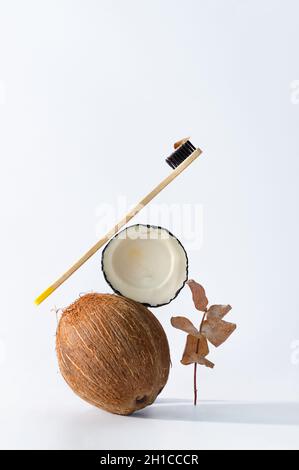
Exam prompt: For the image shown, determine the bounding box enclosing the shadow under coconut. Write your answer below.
[134,399,299,426]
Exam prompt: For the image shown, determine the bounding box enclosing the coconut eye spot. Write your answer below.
[136,395,147,404]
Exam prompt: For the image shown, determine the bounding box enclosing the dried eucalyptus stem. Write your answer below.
[193,309,207,406]
[170,279,236,407]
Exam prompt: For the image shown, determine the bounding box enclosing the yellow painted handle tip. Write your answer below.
[34,286,55,306]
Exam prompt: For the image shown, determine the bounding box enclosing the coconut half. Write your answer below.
[101,224,188,307]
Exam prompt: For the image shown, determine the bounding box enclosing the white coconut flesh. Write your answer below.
[102,225,188,307]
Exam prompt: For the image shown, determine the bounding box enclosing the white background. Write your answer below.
[0,0,299,450]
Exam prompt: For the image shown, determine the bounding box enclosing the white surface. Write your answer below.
[1,0,299,450]
[1,399,299,450]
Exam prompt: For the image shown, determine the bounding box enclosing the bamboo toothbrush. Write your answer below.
[35,138,202,305]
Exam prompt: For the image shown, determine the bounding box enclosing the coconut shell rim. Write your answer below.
[101,223,189,308]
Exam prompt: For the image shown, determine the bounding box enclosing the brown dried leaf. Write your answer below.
[171,316,200,338]
[187,279,208,311]
[181,351,215,369]
[207,304,232,320]
[181,353,194,365]
[194,354,215,369]
[181,334,198,360]
[201,318,236,347]
[197,334,209,357]
[181,333,209,365]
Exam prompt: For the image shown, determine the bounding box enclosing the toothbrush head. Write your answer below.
[165,138,197,169]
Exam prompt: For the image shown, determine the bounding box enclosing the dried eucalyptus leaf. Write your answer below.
[207,304,232,320]
[195,355,215,369]
[181,351,215,369]
[198,334,209,357]
[187,279,208,311]
[171,316,200,338]
[201,318,236,347]
[181,334,198,361]
[180,333,209,366]
[181,354,194,365]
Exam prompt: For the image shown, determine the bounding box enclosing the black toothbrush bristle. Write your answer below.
[166,140,196,169]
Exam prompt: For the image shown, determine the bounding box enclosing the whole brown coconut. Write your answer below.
[56,293,170,415]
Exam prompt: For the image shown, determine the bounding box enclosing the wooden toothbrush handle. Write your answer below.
[35,147,202,305]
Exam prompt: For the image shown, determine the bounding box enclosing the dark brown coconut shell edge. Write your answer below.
[101,224,188,308]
